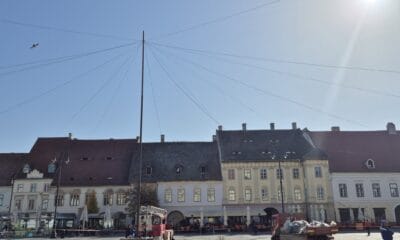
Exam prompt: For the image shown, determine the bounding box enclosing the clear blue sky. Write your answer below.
[1,0,400,152]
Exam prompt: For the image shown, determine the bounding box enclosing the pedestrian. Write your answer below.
[365,220,370,236]
[380,224,394,240]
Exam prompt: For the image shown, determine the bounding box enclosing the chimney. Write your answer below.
[386,122,396,135]
[292,122,297,130]
[218,125,223,131]
[270,123,275,130]
[136,136,140,142]
[212,135,217,142]
[160,134,165,143]
[242,123,247,131]
[331,126,340,132]
[68,133,73,139]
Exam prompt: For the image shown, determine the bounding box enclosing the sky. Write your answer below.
[1,0,400,152]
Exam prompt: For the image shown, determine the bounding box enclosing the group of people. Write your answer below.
[125,225,136,238]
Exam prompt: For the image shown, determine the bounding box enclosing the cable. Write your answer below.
[152,43,266,121]
[151,44,367,127]
[149,41,400,75]
[151,42,400,100]
[145,51,162,135]
[0,42,136,79]
[0,53,126,116]
[148,46,220,125]
[0,18,136,41]
[0,41,137,70]
[67,55,132,125]
[150,0,280,40]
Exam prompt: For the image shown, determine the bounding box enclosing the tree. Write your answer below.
[87,191,99,214]
[126,185,159,217]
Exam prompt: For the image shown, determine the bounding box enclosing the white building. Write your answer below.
[310,123,400,225]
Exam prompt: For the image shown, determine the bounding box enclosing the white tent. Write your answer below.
[80,205,88,230]
[104,205,112,228]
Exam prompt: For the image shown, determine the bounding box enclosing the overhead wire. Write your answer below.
[150,0,280,40]
[67,54,133,126]
[0,53,126,116]
[0,42,137,79]
[148,45,220,125]
[149,41,400,75]
[145,50,162,136]
[151,44,368,128]
[151,42,267,122]
[151,42,400,100]
[0,18,136,41]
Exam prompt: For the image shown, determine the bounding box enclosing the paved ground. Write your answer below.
[18,232,398,239]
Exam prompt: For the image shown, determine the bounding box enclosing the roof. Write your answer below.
[129,142,222,183]
[0,153,27,186]
[26,137,137,186]
[309,131,400,173]
[216,129,326,162]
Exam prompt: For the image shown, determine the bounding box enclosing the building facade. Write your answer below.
[310,123,400,224]
[216,123,335,227]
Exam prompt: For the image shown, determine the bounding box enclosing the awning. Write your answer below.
[56,213,76,219]
[88,213,103,219]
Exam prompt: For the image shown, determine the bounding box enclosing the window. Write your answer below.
[193,188,201,202]
[228,169,235,180]
[261,188,268,201]
[245,188,252,201]
[276,169,283,179]
[117,192,127,205]
[42,199,49,210]
[294,188,301,201]
[164,189,172,203]
[244,169,251,180]
[314,166,322,178]
[228,189,236,201]
[28,199,35,210]
[200,166,207,176]
[175,165,183,174]
[30,183,37,193]
[355,183,364,198]
[372,183,381,197]
[207,188,215,202]
[317,187,324,200]
[103,192,113,205]
[292,168,300,179]
[106,156,113,160]
[260,169,267,179]
[366,159,375,169]
[70,193,80,206]
[56,195,64,206]
[0,194,3,206]
[44,183,50,192]
[339,184,348,198]
[15,199,22,210]
[177,188,185,202]
[146,166,152,176]
[390,183,399,197]
[17,184,23,192]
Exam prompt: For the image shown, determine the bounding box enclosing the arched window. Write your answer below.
[366,159,375,169]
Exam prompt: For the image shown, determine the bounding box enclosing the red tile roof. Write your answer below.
[309,131,400,173]
[27,137,137,186]
[0,153,27,186]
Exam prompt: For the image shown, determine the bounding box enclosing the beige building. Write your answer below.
[216,123,334,226]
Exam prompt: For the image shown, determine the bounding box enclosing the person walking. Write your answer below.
[365,220,370,236]
[380,224,394,240]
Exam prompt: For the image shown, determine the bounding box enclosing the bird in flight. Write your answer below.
[30,43,39,49]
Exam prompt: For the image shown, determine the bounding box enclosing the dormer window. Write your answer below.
[146,166,152,176]
[106,156,113,161]
[81,157,89,161]
[175,165,183,174]
[366,159,375,169]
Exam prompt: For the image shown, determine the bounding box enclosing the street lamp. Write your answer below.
[50,153,70,239]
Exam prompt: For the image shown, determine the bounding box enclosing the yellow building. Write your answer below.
[216,123,334,226]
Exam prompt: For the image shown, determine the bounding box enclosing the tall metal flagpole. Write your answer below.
[136,31,145,237]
